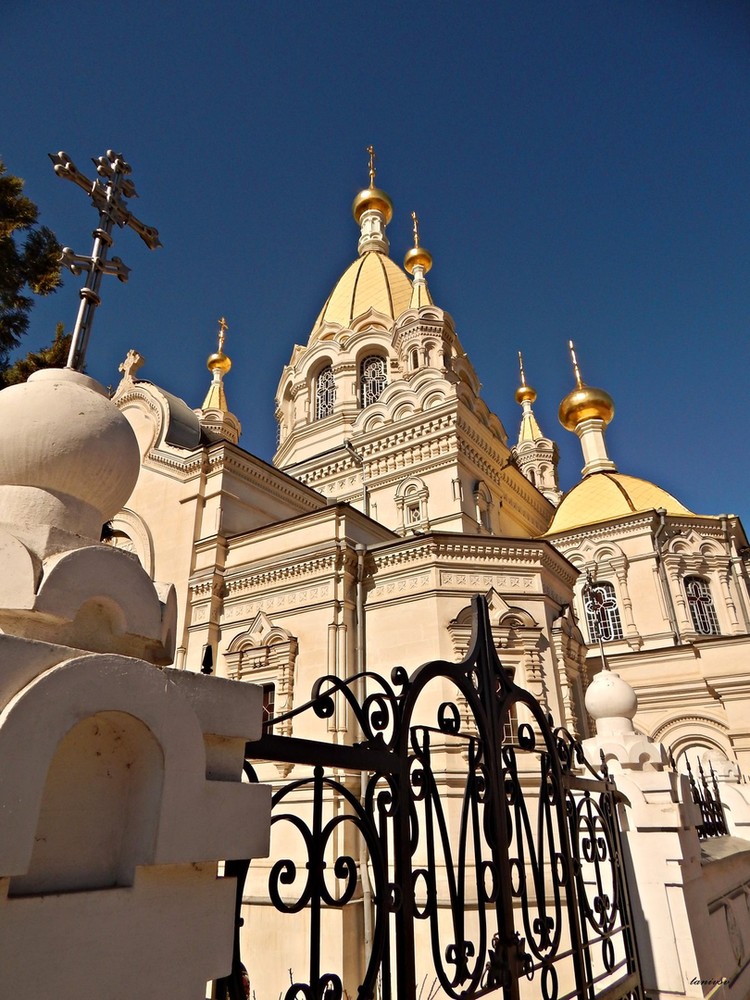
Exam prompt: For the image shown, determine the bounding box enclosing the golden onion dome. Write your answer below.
[403,245,433,274]
[352,185,394,225]
[207,350,231,375]
[515,383,537,405]
[515,351,537,406]
[558,385,614,431]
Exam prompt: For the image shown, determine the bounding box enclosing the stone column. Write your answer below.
[611,557,642,649]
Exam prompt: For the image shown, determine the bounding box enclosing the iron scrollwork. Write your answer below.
[216,595,644,1000]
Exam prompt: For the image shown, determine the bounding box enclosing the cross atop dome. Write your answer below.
[559,341,616,476]
[197,316,241,445]
[404,211,433,308]
[352,145,393,255]
[511,351,562,505]
[515,351,543,441]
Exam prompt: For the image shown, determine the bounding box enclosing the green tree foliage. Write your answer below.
[2,322,72,387]
[0,158,63,368]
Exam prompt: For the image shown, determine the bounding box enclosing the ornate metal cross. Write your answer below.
[49,149,161,371]
[411,210,420,248]
[217,315,228,353]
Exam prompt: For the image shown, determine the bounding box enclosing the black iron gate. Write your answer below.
[217,596,643,1000]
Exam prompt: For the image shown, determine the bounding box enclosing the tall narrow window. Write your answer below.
[360,355,387,407]
[261,683,276,733]
[584,581,624,643]
[685,576,720,635]
[315,366,336,419]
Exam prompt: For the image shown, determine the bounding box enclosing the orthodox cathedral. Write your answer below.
[109,160,750,783]
[3,152,750,1000]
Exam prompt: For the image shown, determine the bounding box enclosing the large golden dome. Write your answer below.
[545,472,694,534]
[311,250,413,336]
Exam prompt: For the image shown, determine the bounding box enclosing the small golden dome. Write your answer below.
[352,186,393,225]
[207,351,231,375]
[515,384,537,405]
[558,385,614,431]
[403,245,433,274]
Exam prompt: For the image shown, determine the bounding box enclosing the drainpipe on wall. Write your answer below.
[354,542,374,963]
[654,508,680,644]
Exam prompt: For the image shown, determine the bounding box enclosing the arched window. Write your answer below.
[360,355,387,408]
[410,348,419,371]
[315,366,336,420]
[584,581,624,643]
[685,576,720,635]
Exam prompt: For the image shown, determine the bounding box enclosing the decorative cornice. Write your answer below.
[222,549,349,598]
[141,440,323,514]
[369,534,578,588]
[292,415,457,487]
[549,514,656,546]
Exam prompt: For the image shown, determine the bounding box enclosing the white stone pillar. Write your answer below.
[574,417,616,476]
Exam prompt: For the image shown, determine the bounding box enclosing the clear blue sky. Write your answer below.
[4,2,750,524]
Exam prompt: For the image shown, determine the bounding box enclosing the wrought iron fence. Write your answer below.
[214,596,644,1000]
[685,758,729,839]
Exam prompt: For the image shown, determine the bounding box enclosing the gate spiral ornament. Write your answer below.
[215,596,644,1000]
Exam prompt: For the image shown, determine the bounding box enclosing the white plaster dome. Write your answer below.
[585,670,637,721]
[0,368,140,520]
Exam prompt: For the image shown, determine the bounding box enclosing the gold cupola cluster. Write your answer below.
[311,148,435,338]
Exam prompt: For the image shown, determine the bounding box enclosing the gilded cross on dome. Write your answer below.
[568,340,584,388]
[518,351,527,387]
[218,316,228,353]
[118,349,145,382]
[367,145,376,188]
[411,211,420,248]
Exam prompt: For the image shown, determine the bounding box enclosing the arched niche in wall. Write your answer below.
[651,713,734,769]
[103,507,155,578]
[473,480,493,532]
[10,711,163,896]
[394,476,429,534]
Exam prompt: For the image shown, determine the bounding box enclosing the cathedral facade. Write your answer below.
[108,165,750,993]
[110,165,750,774]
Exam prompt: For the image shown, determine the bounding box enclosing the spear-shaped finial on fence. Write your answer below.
[49,149,161,371]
